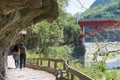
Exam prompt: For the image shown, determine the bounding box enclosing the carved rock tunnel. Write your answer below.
[0,0,59,80]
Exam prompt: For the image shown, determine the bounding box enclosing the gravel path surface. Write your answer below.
[7,56,56,80]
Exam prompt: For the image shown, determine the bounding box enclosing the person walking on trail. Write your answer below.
[19,43,27,69]
[13,45,20,68]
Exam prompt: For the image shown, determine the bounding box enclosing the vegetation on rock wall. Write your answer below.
[0,0,59,80]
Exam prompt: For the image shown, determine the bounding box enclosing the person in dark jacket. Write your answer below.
[19,43,27,69]
[13,45,20,68]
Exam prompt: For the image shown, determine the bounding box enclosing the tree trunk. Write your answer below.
[73,38,86,66]
[0,47,8,80]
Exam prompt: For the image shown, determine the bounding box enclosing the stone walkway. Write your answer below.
[7,56,56,80]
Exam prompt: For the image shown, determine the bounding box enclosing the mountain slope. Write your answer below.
[81,2,120,19]
[90,0,119,8]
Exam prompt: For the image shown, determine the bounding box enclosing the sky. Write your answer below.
[65,0,95,15]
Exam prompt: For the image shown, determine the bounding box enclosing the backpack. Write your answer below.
[14,45,19,52]
[20,45,26,54]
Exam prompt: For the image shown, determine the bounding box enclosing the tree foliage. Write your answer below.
[25,0,82,59]
[81,2,120,19]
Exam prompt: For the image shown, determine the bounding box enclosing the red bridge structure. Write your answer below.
[78,19,120,40]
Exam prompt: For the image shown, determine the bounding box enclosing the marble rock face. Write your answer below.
[0,0,58,80]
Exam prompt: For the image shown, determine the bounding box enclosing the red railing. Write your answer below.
[78,19,120,39]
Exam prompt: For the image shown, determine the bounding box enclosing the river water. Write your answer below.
[85,57,120,69]
[85,42,120,69]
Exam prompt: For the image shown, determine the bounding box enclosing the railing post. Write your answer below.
[37,59,39,66]
[54,61,57,69]
[33,58,35,64]
[71,74,74,80]
[30,59,32,64]
[32,58,34,64]
[63,62,65,70]
[40,59,42,66]
[67,72,69,79]
[48,60,50,67]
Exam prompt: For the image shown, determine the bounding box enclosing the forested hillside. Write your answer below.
[90,0,119,8]
[79,1,120,42]
[82,2,120,19]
